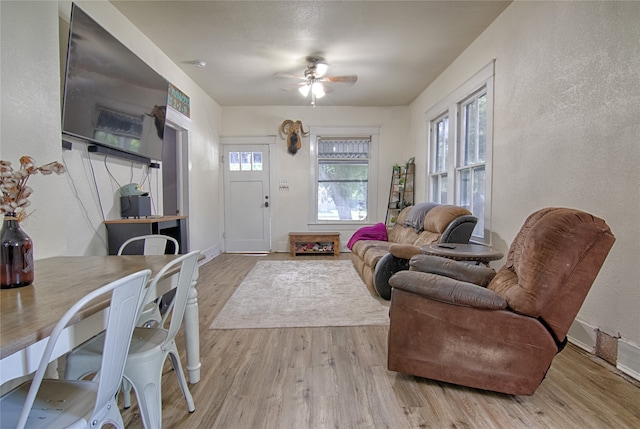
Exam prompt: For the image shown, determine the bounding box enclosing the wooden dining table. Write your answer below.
[0,255,201,386]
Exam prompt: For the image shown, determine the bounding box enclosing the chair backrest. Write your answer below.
[143,251,200,342]
[439,214,478,244]
[117,234,179,255]
[15,270,151,429]
[413,205,475,246]
[388,204,476,246]
[487,207,615,343]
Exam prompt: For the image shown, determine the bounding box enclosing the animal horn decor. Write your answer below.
[280,119,308,155]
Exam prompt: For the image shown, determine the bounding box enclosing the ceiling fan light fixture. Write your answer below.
[312,82,325,98]
[315,62,328,77]
[278,55,357,106]
[298,84,311,97]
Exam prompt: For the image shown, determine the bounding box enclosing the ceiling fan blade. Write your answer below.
[273,71,306,80]
[280,81,309,92]
[322,75,358,84]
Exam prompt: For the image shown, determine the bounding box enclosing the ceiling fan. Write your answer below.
[277,56,358,106]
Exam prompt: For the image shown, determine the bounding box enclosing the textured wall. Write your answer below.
[1,1,69,258]
[221,105,411,252]
[409,1,640,346]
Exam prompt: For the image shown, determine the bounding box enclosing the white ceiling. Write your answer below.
[110,1,511,107]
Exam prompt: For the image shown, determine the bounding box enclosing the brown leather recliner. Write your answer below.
[387,207,615,396]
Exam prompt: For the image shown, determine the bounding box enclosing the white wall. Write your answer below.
[1,1,223,259]
[63,1,224,258]
[1,1,68,258]
[221,105,410,251]
[408,1,640,364]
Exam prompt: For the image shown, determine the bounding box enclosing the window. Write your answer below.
[427,62,494,243]
[228,151,263,171]
[309,127,379,224]
[430,114,449,204]
[458,91,487,237]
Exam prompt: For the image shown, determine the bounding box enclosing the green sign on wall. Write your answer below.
[168,83,190,118]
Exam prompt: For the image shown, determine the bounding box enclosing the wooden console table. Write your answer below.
[289,232,340,256]
[104,215,188,255]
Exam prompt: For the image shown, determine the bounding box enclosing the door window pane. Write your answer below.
[230,151,264,171]
[252,152,263,171]
[229,152,240,171]
[241,152,252,171]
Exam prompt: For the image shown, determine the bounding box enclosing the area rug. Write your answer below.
[209,260,389,329]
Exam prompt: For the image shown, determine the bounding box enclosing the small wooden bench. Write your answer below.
[289,232,340,256]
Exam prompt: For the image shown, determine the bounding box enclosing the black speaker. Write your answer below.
[120,196,151,218]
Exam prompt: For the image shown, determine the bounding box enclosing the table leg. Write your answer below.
[184,272,201,384]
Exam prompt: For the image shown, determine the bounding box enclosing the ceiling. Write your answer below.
[110,1,511,107]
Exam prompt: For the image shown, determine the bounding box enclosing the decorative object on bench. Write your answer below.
[289,232,340,256]
[349,203,477,299]
[387,207,615,396]
[280,119,308,155]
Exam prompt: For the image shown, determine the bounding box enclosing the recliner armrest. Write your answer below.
[409,254,496,286]
[389,270,507,310]
[389,243,422,259]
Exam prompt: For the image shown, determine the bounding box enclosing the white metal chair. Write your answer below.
[64,251,200,429]
[117,234,179,257]
[118,234,180,327]
[0,270,151,429]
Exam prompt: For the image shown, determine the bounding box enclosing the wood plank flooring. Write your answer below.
[120,253,640,428]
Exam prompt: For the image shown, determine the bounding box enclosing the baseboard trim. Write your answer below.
[567,319,597,353]
[198,245,222,265]
[618,338,640,381]
[568,319,640,382]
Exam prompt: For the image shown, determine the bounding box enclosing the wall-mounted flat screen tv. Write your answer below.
[62,4,169,162]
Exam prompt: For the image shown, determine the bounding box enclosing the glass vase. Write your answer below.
[0,213,34,288]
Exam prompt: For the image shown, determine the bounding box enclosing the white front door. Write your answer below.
[223,144,271,252]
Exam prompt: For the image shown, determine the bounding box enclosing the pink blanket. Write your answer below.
[347,223,388,250]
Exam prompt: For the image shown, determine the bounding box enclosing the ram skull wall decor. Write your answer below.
[280,119,308,155]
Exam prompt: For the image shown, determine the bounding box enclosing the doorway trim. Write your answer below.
[165,107,191,249]
[221,135,276,252]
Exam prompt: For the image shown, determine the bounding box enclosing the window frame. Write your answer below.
[426,61,494,244]
[429,112,450,204]
[308,126,379,226]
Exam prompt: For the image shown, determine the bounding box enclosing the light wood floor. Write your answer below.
[121,253,640,428]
